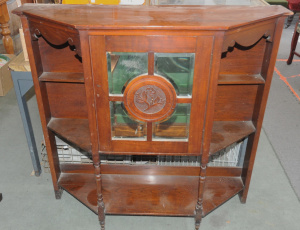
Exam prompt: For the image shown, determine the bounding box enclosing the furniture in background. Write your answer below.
[287,14,300,64]
[8,52,41,176]
[150,0,269,5]
[286,0,300,27]
[266,0,288,7]
[14,4,291,230]
[61,0,144,4]
[0,0,13,54]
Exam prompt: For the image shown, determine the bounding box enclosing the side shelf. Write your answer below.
[39,72,84,83]
[210,121,256,155]
[48,118,91,153]
[47,118,255,157]
[218,74,265,85]
[58,173,244,217]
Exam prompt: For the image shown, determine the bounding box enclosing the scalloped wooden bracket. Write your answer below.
[222,21,275,53]
[224,33,271,52]
[29,20,81,56]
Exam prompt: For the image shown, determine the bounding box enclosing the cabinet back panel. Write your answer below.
[38,38,83,73]
[214,85,258,121]
[45,82,88,118]
[219,39,266,75]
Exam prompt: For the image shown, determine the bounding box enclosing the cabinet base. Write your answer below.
[58,173,244,217]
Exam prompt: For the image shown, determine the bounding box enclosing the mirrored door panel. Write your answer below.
[90,35,213,154]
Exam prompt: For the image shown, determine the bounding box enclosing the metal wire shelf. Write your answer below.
[41,137,246,172]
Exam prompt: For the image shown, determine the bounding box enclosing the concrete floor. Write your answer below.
[1,15,300,230]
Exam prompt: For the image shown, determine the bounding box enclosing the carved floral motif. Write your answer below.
[123,75,176,122]
[134,85,166,114]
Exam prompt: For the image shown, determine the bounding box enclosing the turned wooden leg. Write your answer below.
[0,2,14,54]
[99,220,105,230]
[287,18,299,65]
[194,199,203,230]
[94,163,105,230]
[98,193,105,230]
[194,164,206,230]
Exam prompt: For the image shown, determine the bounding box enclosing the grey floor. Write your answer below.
[263,14,300,200]
[1,17,300,230]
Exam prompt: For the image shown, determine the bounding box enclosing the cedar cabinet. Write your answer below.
[14,4,291,230]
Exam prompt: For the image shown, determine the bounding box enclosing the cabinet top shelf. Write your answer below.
[14,4,291,31]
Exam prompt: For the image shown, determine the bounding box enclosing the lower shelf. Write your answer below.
[58,173,244,217]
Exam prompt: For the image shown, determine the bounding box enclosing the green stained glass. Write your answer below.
[155,53,195,96]
[110,101,146,140]
[153,104,191,141]
[107,52,148,94]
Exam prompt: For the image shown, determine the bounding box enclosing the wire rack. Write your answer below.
[41,137,245,172]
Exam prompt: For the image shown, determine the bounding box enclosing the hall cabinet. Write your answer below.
[14,4,290,230]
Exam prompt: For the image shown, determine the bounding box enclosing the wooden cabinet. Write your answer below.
[14,4,291,230]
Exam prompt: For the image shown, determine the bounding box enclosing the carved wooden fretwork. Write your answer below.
[29,19,81,56]
[222,21,275,52]
[123,75,177,122]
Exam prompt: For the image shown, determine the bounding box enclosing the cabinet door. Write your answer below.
[90,35,214,155]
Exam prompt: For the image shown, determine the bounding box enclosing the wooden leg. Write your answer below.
[0,2,14,54]
[194,164,206,230]
[94,163,105,230]
[46,131,63,199]
[99,220,105,230]
[287,18,300,65]
[194,199,203,230]
[98,193,105,230]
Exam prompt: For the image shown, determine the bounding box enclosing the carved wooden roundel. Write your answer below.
[123,75,177,122]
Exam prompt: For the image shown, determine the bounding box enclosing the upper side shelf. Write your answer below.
[47,117,255,157]
[39,72,84,83]
[218,74,265,85]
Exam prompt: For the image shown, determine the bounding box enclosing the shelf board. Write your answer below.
[47,118,254,156]
[39,72,84,83]
[48,118,91,153]
[210,121,255,155]
[60,163,243,177]
[218,74,265,84]
[58,173,243,217]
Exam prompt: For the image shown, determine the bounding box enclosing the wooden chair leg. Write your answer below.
[0,3,14,54]
[287,17,300,65]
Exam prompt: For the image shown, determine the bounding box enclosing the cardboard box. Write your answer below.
[0,54,16,96]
